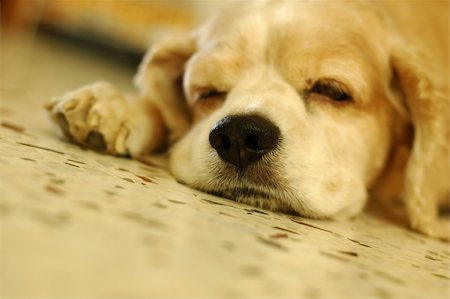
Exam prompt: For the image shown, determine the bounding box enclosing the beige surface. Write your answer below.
[1,33,449,299]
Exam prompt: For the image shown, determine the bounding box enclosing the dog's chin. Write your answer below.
[199,184,297,214]
[192,161,317,216]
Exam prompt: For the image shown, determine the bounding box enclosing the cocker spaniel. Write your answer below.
[46,1,449,239]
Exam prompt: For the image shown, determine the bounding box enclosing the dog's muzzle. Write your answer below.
[209,115,280,171]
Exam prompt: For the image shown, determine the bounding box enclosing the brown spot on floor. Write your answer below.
[17,142,65,155]
[45,184,65,195]
[1,121,25,133]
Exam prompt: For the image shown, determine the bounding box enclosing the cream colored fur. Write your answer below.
[46,1,449,239]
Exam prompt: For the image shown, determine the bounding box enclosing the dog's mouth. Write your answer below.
[209,185,276,201]
[199,182,297,214]
[185,150,317,215]
[194,161,300,214]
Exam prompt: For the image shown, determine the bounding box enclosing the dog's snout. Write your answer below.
[209,115,280,170]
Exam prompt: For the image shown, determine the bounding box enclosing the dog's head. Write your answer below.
[135,2,449,219]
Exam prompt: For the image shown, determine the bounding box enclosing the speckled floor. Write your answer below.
[1,33,449,299]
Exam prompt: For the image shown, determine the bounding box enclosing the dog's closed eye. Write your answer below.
[190,88,228,116]
[307,79,352,103]
[196,89,227,102]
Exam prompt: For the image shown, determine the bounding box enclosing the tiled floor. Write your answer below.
[1,33,449,299]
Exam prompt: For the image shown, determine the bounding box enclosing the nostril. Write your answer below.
[245,126,280,152]
[245,133,260,151]
[209,130,231,152]
[220,134,231,150]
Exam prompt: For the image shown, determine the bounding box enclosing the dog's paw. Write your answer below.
[428,220,450,241]
[412,218,450,242]
[45,81,158,157]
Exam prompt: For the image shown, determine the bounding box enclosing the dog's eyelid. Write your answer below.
[194,88,227,102]
[308,79,353,102]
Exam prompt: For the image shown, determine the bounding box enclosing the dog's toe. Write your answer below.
[55,112,73,141]
[85,131,107,151]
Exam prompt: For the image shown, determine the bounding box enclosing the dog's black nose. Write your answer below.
[209,115,280,170]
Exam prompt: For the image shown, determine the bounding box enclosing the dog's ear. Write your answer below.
[134,33,197,143]
[389,44,449,237]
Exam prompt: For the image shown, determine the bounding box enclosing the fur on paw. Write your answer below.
[45,81,157,157]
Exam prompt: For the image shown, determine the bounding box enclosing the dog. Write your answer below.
[45,1,449,239]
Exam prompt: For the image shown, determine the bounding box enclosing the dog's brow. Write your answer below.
[185,52,243,97]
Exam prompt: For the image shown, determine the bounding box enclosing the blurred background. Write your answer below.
[0,0,228,125]
[1,0,226,66]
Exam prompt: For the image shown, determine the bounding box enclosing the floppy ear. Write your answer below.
[134,33,197,143]
[390,45,449,238]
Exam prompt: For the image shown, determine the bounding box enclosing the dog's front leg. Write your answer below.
[45,81,166,157]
